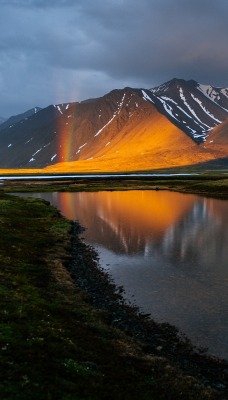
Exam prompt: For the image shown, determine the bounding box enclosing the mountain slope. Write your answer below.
[205,119,228,160]
[0,107,42,131]
[206,119,228,144]
[46,91,199,172]
[0,105,64,168]
[0,79,227,172]
[134,79,228,143]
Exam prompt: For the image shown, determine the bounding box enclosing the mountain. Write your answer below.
[0,79,227,172]
[206,119,228,147]
[0,107,42,131]
[0,117,6,125]
[136,79,228,143]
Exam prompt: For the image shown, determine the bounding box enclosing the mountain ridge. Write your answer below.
[0,107,42,131]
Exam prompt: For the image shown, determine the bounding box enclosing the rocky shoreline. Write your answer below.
[68,221,228,395]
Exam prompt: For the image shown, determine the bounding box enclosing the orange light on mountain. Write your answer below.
[57,118,73,162]
[55,102,79,163]
[46,103,204,173]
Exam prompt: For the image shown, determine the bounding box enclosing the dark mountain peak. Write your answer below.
[151,78,199,94]
[169,77,188,85]
[186,79,198,87]
[104,87,131,98]
[33,107,42,114]
[146,78,228,143]
[80,88,133,106]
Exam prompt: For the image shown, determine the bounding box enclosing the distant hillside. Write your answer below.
[0,107,42,131]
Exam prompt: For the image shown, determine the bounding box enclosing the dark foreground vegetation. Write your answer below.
[0,180,228,399]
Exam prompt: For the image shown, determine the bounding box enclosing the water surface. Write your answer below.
[20,190,228,359]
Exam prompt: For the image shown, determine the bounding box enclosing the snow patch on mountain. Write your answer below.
[57,106,63,115]
[160,96,177,104]
[76,142,87,154]
[197,84,219,101]
[118,93,126,108]
[176,105,192,120]
[190,94,222,124]
[150,82,169,94]
[79,142,87,149]
[94,114,116,137]
[51,154,57,161]
[179,88,211,130]
[157,97,179,121]
[197,84,228,111]
[141,90,155,103]
[94,92,126,137]
[32,148,42,157]
[221,88,228,98]
[25,138,33,144]
[54,104,70,114]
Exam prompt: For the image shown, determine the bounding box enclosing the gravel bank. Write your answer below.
[67,221,228,396]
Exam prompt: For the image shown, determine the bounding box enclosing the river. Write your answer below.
[18,190,228,360]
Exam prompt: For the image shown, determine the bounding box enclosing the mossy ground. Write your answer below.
[2,174,228,199]
[0,191,226,399]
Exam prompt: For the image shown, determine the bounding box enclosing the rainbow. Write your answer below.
[57,104,77,162]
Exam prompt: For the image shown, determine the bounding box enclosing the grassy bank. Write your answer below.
[1,174,228,198]
[0,192,227,399]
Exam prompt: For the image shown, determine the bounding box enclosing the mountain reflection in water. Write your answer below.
[57,191,196,255]
[19,190,228,359]
[55,191,228,269]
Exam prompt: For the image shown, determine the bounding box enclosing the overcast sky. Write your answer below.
[0,0,227,117]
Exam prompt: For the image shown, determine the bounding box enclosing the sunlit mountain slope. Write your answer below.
[0,79,227,172]
[45,93,216,173]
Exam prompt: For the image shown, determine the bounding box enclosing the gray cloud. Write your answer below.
[0,0,227,117]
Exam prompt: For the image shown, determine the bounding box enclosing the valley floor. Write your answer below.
[0,191,227,399]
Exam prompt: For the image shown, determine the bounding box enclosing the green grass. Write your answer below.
[2,174,228,199]
[0,192,224,399]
